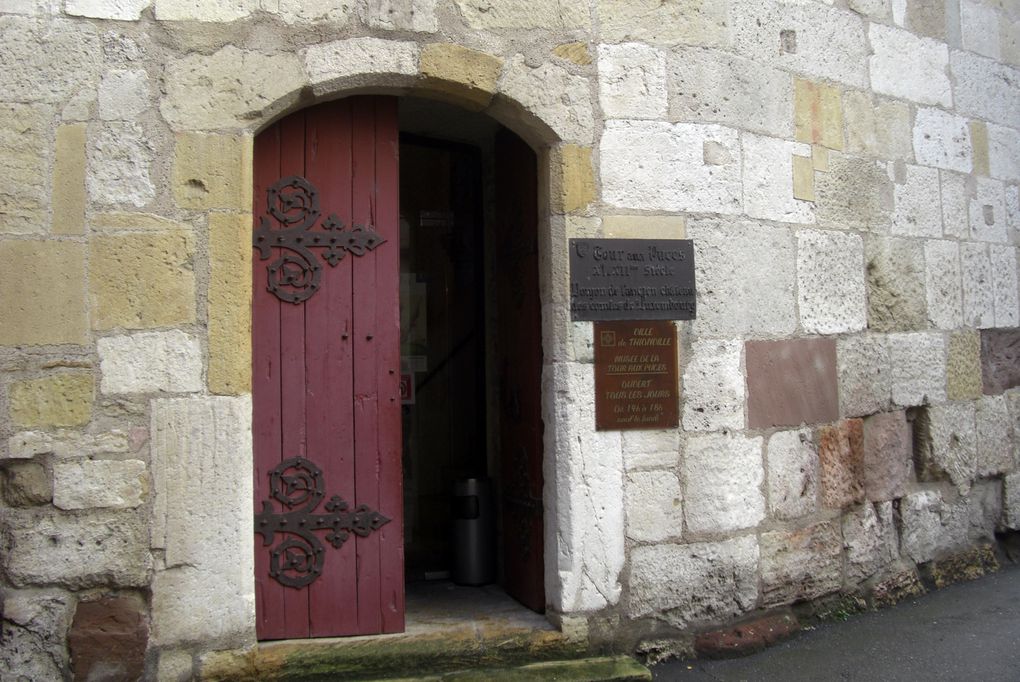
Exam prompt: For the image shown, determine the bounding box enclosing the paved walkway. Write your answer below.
[653,562,1020,681]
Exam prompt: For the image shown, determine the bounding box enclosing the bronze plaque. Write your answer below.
[594,320,679,430]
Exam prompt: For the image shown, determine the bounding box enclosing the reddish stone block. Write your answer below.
[818,419,865,509]
[981,329,1020,395]
[862,411,912,502]
[68,596,147,682]
[746,338,839,429]
[694,612,800,659]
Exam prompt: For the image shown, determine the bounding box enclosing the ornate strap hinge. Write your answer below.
[253,176,386,304]
[255,456,390,589]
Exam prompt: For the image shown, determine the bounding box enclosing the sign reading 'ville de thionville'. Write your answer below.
[568,238,696,321]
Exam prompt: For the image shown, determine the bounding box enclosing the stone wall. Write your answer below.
[0,0,1018,678]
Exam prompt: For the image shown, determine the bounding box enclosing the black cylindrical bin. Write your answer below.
[452,477,495,586]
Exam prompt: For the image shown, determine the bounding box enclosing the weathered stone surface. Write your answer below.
[667,47,792,138]
[939,170,971,239]
[597,0,728,46]
[760,520,843,607]
[794,79,843,150]
[455,0,586,29]
[746,338,839,429]
[961,242,995,329]
[870,567,926,608]
[621,429,679,471]
[627,536,759,626]
[916,403,977,493]
[866,236,926,332]
[681,338,744,432]
[900,0,946,39]
[87,122,155,207]
[987,122,1020,182]
[1008,184,1020,233]
[838,334,891,417]
[971,120,991,177]
[420,44,501,108]
[98,68,149,121]
[172,133,251,211]
[793,155,814,201]
[553,42,590,65]
[209,213,252,396]
[814,152,893,232]
[9,372,93,428]
[888,332,946,407]
[913,107,973,174]
[157,649,194,682]
[0,17,100,103]
[364,0,434,31]
[975,395,1015,477]
[843,501,898,583]
[1005,472,1020,529]
[687,220,796,337]
[869,22,951,106]
[843,91,912,160]
[981,329,1020,394]
[154,0,256,21]
[743,134,814,224]
[991,245,1020,327]
[51,124,87,236]
[969,177,1008,243]
[817,419,865,509]
[766,429,818,521]
[52,459,147,510]
[1,460,52,506]
[951,51,1020,127]
[862,411,912,502]
[890,163,942,238]
[556,145,594,214]
[900,489,942,563]
[625,470,682,543]
[925,240,964,329]
[498,56,594,144]
[598,42,666,120]
[163,45,306,130]
[683,432,764,534]
[3,509,150,588]
[91,212,189,232]
[0,103,50,234]
[947,330,983,401]
[68,596,147,682]
[694,612,800,659]
[150,396,255,647]
[601,121,740,213]
[65,0,149,19]
[927,545,999,589]
[89,231,196,330]
[6,429,129,460]
[98,330,202,395]
[0,239,88,346]
[0,589,73,682]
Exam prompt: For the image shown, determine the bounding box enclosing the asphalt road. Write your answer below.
[653,562,1020,681]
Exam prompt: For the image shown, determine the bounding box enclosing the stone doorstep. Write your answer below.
[382,656,651,681]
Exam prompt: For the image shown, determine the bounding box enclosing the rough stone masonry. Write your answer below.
[1,0,1019,679]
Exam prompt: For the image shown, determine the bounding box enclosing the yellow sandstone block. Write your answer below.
[52,124,87,236]
[793,154,816,202]
[602,215,686,239]
[0,240,87,346]
[10,372,93,428]
[420,44,503,109]
[559,145,595,214]
[970,121,990,177]
[208,213,252,396]
[172,133,252,211]
[795,79,844,151]
[553,42,592,65]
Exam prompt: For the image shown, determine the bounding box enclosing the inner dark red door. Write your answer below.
[252,97,403,640]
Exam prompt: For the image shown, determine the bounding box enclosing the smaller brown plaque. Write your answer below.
[594,320,679,430]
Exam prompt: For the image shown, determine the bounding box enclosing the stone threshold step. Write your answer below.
[312,656,650,682]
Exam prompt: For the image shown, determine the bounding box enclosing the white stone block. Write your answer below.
[890,163,943,238]
[456,0,587,29]
[760,520,842,606]
[150,396,254,647]
[683,432,765,535]
[988,123,1020,182]
[923,402,978,493]
[797,229,867,334]
[6,430,130,460]
[991,245,1020,328]
[961,242,995,328]
[940,170,971,239]
[961,0,1002,60]
[912,107,972,174]
[766,429,818,521]
[305,37,418,93]
[889,332,946,406]
[263,0,353,24]
[65,0,148,19]
[687,219,797,337]
[154,0,257,21]
[621,429,679,470]
[843,501,897,584]
[838,334,892,417]
[1008,185,1020,234]
[976,395,1015,477]
[597,43,667,120]
[99,330,203,394]
[497,56,595,145]
[742,134,814,224]
[869,23,952,106]
[0,0,59,15]
[951,51,1020,127]
[87,122,155,208]
[625,470,683,543]
[98,69,150,121]
[925,239,964,329]
[363,0,435,31]
[0,17,101,104]
[970,177,1008,243]
[682,338,744,433]
[900,489,942,563]
[600,120,741,214]
[53,459,147,510]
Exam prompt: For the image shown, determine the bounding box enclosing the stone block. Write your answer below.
[686,220,796,337]
[556,145,594,214]
[925,240,963,330]
[890,163,942,238]
[743,134,815,223]
[621,429,679,470]
[843,91,913,160]
[172,133,252,211]
[798,229,866,334]
[1008,184,1019,233]
[363,0,433,31]
[975,395,1015,477]
[1005,472,1020,529]
[793,155,814,201]
[65,0,149,19]
[683,432,764,534]
[866,236,926,332]
[89,231,196,330]
[963,0,1002,56]
[597,43,667,120]
[0,17,100,104]
[760,519,843,607]
[987,123,1020,182]
[969,177,1008,243]
[947,330,983,401]
[794,79,843,150]
[52,459,147,510]
[868,23,951,106]
[917,403,978,493]
[601,215,685,239]
[971,121,991,178]
[900,489,942,563]
[163,45,306,131]
[455,0,586,29]
[817,419,865,509]
[625,470,682,543]
[870,567,926,608]
[627,537,759,626]
[862,411,912,501]
[746,337,839,429]
[951,51,1020,128]
[913,107,973,174]
[940,170,971,239]
[9,372,93,429]
[87,122,155,208]
[68,596,147,682]
[681,338,744,433]
[420,44,502,109]
[814,152,893,232]
[0,103,51,234]
[601,121,740,213]
[0,589,73,682]
[154,0,257,21]
[843,501,898,583]
[927,545,999,589]
[91,212,189,232]
[150,396,254,647]
[981,329,1020,394]
[991,245,1020,327]
[838,334,892,417]
[6,429,129,460]
[1,460,52,506]
[694,612,800,659]
[901,0,946,39]
[3,509,150,588]
[766,429,818,521]
[209,213,252,396]
[961,243,995,328]
[157,650,194,682]
[553,42,591,65]
[597,0,728,46]
[48,125,88,238]
[0,246,86,345]
[888,332,946,407]
[497,56,594,145]
[98,68,149,121]
[667,47,792,138]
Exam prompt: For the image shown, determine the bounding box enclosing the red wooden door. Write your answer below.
[252,97,403,640]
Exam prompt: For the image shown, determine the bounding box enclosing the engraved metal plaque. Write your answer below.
[594,320,679,430]
[569,239,695,321]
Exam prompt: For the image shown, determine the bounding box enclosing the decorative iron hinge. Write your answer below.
[253,176,386,304]
[255,456,390,589]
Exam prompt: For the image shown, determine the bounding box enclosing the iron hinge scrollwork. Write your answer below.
[255,456,390,589]
[253,176,387,304]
